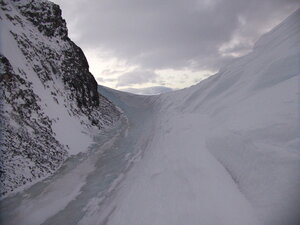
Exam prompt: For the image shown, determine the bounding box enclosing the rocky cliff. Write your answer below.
[0,0,121,197]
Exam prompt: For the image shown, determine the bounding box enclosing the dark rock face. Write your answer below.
[61,41,100,111]
[0,0,121,196]
[14,0,68,39]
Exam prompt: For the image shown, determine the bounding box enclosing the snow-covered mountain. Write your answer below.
[0,0,121,197]
[0,1,299,225]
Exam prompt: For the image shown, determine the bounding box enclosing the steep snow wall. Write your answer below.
[0,0,121,197]
[156,8,300,225]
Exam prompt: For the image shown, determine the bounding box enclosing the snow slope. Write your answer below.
[0,0,120,197]
[0,86,155,225]
[93,9,300,225]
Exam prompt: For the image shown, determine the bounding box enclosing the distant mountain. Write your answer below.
[120,86,174,95]
[0,0,121,197]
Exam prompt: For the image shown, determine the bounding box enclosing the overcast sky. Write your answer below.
[51,0,299,93]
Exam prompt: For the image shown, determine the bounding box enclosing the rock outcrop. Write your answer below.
[0,0,121,196]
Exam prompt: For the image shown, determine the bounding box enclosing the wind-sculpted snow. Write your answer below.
[0,0,120,197]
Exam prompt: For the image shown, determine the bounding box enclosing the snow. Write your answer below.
[0,5,299,225]
[0,94,154,225]
[98,113,260,225]
[0,115,126,225]
[8,159,95,225]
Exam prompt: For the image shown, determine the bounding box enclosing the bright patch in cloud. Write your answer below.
[52,0,299,92]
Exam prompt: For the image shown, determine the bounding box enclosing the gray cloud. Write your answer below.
[54,0,299,73]
[116,70,158,87]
